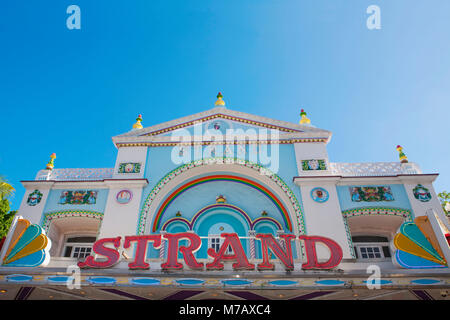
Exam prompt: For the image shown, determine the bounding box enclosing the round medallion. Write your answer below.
[116,190,132,204]
[311,187,329,203]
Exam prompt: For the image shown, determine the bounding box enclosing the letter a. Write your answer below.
[67,5,81,30]
[206,233,254,270]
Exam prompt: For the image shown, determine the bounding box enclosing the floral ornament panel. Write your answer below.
[301,159,327,171]
[59,190,98,205]
[27,190,43,206]
[118,162,141,174]
[311,187,329,203]
[349,186,395,202]
[413,184,431,202]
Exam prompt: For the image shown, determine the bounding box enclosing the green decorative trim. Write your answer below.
[341,216,356,259]
[342,207,414,222]
[40,210,104,232]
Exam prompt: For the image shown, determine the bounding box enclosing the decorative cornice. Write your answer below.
[115,138,328,148]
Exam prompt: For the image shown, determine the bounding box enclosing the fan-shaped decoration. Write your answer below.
[1,219,51,267]
[392,218,447,269]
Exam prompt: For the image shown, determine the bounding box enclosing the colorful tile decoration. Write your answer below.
[58,190,98,205]
[301,159,327,171]
[118,162,141,174]
[349,186,394,202]
[116,189,132,204]
[27,190,43,206]
[413,184,431,202]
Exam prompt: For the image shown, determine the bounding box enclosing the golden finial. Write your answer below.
[132,114,143,130]
[396,145,408,163]
[299,109,311,125]
[46,153,56,170]
[214,92,226,106]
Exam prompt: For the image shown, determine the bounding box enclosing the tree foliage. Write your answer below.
[0,177,16,239]
[438,191,450,214]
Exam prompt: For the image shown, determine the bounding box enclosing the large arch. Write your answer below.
[138,158,305,236]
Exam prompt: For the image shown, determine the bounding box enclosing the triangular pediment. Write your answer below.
[113,107,332,146]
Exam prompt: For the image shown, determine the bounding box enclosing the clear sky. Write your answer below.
[1,1,449,210]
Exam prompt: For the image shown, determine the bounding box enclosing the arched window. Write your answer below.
[352,235,391,260]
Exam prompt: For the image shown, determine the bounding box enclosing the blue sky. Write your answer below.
[1,1,449,210]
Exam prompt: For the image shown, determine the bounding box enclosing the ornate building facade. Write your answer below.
[1,94,449,300]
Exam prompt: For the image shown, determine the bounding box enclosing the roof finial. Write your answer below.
[46,153,56,170]
[215,92,226,107]
[132,114,143,130]
[299,109,311,125]
[396,145,409,163]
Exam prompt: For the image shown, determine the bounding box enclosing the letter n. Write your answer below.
[256,234,295,270]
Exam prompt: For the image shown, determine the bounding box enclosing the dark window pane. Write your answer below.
[382,246,391,258]
[66,237,96,243]
[64,246,72,257]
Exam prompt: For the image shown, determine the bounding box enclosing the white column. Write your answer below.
[295,177,353,260]
[98,179,148,240]
[19,181,54,225]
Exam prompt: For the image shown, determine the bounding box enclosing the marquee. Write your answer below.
[77,232,343,271]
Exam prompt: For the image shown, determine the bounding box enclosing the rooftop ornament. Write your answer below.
[214,92,226,107]
[45,153,56,170]
[396,145,409,163]
[299,109,311,125]
[132,114,143,130]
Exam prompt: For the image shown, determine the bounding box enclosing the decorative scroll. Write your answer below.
[59,190,98,205]
[349,186,394,202]
[301,159,327,171]
[118,162,141,174]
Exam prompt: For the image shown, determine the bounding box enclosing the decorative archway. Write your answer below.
[154,176,290,232]
[341,207,414,259]
[161,203,283,232]
[137,158,305,235]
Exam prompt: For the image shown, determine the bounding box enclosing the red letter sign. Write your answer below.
[78,237,121,268]
[206,233,255,270]
[299,235,343,269]
[124,235,162,269]
[256,234,295,270]
[161,232,204,270]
